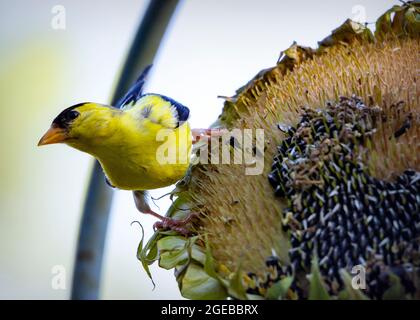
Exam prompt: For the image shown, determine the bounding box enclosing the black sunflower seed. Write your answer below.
[265,96,420,299]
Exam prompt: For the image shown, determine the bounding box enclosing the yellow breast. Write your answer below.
[97,117,192,190]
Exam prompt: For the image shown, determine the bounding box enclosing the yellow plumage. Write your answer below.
[39,95,192,191]
[39,66,198,233]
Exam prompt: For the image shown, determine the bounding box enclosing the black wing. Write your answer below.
[117,65,190,126]
[158,94,190,126]
[116,64,153,108]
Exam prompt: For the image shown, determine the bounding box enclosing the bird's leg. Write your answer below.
[192,128,229,144]
[133,190,196,236]
[150,210,198,236]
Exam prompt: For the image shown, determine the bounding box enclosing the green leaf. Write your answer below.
[266,276,294,300]
[158,236,206,269]
[228,265,248,300]
[158,235,188,251]
[133,221,157,288]
[375,7,394,38]
[166,194,194,220]
[383,273,405,300]
[308,256,330,300]
[203,235,222,280]
[159,247,189,270]
[375,3,420,39]
[186,237,206,265]
[404,7,420,35]
[319,19,373,50]
[180,263,228,300]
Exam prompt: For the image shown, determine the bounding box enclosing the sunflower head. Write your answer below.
[139,2,420,300]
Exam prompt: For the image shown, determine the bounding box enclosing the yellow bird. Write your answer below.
[38,66,210,234]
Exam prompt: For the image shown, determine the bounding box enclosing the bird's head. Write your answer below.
[38,102,119,153]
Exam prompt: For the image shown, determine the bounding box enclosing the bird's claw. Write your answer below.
[192,128,229,144]
[153,212,198,236]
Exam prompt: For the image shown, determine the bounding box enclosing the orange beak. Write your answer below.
[38,125,68,146]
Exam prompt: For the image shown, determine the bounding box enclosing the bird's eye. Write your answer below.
[67,110,79,120]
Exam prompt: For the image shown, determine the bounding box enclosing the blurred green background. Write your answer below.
[0,0,395,299]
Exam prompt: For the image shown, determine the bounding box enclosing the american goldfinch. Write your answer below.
[38,66,210,235]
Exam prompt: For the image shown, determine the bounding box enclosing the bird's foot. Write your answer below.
[192,128,229,144]
[153,212,198,236]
